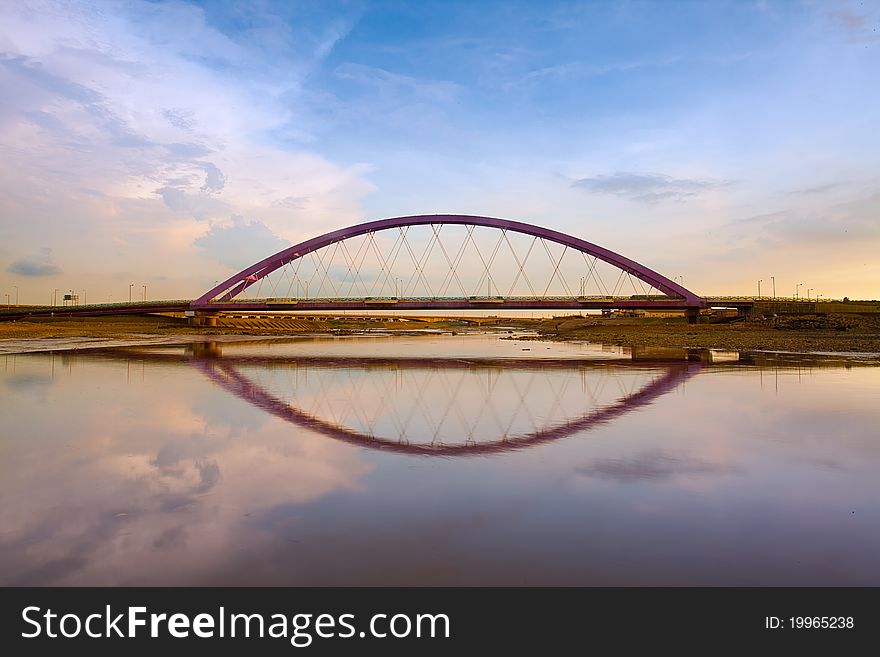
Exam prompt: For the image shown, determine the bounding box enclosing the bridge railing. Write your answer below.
[212,294,682,304]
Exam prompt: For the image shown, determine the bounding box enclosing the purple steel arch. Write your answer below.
[193,214,704,306]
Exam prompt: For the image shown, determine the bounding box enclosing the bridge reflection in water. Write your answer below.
[155,343,703,456]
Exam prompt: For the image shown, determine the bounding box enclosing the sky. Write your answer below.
[0,0,878,304]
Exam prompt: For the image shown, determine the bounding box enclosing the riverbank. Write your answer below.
[1,313,879,355]
[524,314,880,353]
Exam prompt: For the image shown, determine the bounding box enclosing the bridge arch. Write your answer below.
[193,214,703,307]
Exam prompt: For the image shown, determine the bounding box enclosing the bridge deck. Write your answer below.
[3,297,876,321]
[0,296,704,320]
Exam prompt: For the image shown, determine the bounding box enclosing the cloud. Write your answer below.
[7,248,62,276]
[199,162,226,193]
[154,187,228,219]
[194,215,290,270]
[165,142,214,159]
[730,192,880,246]
[162,108,196,131]
[334,63,460,102]
[576,449,739,482]
[788,182,845,196]
[0,1,372,299]
[572,172,731,203]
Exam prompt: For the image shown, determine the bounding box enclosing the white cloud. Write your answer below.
[195,216,290,270]
[0,1,371,299]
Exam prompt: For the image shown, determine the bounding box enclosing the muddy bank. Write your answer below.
[2,313,880,355]
[0,315,461,354]
[526,315,880,353]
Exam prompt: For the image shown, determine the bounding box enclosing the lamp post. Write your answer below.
[129,283,134,303]
[757,279,762,298]
[53,288,59,306]
[771,276,775,299]
[795,283,802,299]
[807,288,813,301]
[4,293,8,307]
[142,285,147,302]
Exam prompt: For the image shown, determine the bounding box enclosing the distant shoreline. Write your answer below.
[1,313,879,357]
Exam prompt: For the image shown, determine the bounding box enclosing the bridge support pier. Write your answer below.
[189,311,218,327]
[686,308,700,325]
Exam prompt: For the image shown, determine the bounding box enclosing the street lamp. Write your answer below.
[53,288,59,306]
[757,279,762,298]
[129,283,134,303]
[807,288,813,301]
[142,284,147,301]
[771,276,775,299]
[795,283,802,299]
[4,293,8,306]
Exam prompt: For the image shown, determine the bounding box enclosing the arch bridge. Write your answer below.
[1,214,706,320]
[194,214,705,318]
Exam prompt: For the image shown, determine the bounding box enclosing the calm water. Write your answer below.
[2,334,879,586]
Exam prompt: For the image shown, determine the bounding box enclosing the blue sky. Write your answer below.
[1,0,878,302]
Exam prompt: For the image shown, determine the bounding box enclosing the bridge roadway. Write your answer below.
[2,297,877,321]
[2,296,701,320]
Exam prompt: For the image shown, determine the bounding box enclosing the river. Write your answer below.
[1,333,878,585]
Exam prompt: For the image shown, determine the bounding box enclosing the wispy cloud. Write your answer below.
[7,248,62,276]
[788,182,846,196]
[334,63,460,102]
[0,0,372,296]
[572,172,731,204]
[731,192,880,246]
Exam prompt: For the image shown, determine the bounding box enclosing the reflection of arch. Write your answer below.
[194,214,704,306]
[189,357,702,457]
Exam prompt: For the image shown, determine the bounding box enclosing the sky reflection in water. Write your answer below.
[1,334,879,585]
